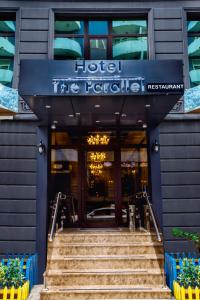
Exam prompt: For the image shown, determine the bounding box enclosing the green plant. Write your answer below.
[0,264,7,288]
[0,258,25,288]
[172,228,200,253]
[177,258,199,288]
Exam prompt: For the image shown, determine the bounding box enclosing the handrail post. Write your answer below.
[143,191,162,242]
[49,192,62,242]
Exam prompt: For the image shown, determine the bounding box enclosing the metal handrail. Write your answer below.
[142,191,162,242]
[49,192,65,242]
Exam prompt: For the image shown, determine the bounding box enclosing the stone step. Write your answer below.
[41,285,171,299]
[47,254,164,270]
[54,232,160,244]
[45,269,165,286]
[48,242,163,256]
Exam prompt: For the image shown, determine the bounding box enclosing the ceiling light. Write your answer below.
[51,123,56,130]
[76,112,80,115]
[95,120,101,123]
[68,114,74,117]
[94,104,101,108]
[87,134,110,145]
[45,105,51,109]
[143,123,147,128]
[53,120,58,124]
[90,152,106,162]
[121,113,127,117]
[114,112,120,115]
[145,104,151,108]
[138,120,143,123]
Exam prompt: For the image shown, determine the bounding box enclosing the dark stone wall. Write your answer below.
[0,121,38,253]
[160,120,200,252]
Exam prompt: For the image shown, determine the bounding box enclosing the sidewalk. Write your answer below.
[28,285,43,300]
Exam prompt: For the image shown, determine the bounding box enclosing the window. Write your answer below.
[187,19,200,87]
[54,18,148,60]
[0,16,15,87]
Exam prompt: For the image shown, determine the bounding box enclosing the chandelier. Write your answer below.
[89,163,103,176]
[87,134,110,145]
[90,152,106,162]
[89,163,103,170]
[90,169,103,176]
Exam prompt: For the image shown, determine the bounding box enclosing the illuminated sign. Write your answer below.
[147,83,184,92]
[19,59,184,97]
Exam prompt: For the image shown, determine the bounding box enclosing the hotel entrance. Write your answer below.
[50,129,148,228]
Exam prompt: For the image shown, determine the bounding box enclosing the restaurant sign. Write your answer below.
[19,60,184,97]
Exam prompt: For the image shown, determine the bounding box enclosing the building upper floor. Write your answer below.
[0,0,200,114]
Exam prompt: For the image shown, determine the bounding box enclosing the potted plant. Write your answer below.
[173,258,200,300]
[0,258,29,300]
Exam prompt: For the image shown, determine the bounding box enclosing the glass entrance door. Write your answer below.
[85,150,116,226]
[50,130,149,228]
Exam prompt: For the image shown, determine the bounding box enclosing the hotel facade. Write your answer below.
[0,0,200,284]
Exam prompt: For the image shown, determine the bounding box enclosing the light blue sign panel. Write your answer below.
[0,83,18,113]
[184,85,200,113]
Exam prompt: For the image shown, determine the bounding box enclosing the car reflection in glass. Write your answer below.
[87,205,127,220]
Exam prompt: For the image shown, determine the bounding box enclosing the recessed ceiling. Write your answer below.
[23,94,180,128]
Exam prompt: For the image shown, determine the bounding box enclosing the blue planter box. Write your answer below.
[0,253,38,290]
[165,252,200,291]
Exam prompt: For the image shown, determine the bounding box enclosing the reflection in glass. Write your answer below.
[51,149,79,201]
[120,131,147,145]
[112,20,147,34]
[86,151,115,223]
[54,37,84,59]
[89,21,108,35]
[188,36,200,86]
[0,59,13,86]
[51,148,79,227]
[188,37,200,57]
[55,21,84,34]
[189,58,200,86]
[0,21,15,32]
[0,21,15,87]
[90,39,107,59]
[112,37,147,59]
[0,37,15,57]
[121,148,148,225]
[187,21,200,33]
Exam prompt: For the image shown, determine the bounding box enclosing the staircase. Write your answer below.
[41,229,172,299]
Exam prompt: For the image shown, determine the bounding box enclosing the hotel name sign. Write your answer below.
[19,60,184,97]
[52,61,184,96]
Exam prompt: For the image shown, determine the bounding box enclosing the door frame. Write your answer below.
[50,128,150,228]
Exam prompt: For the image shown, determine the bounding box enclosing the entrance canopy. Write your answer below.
[19,60,183,127]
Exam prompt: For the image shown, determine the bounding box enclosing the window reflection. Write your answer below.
[54,37,84,59]
[0,20,15,87]
[112,20,147,34]
[55,21,84,34]
[188,21,200,33]
[90,39,107,59]
[86,151,115,223]
[54,18,148,60]
[113,37,147,59]
[0,21,15,32]
[188,20,200,86]
[89,21,108,35]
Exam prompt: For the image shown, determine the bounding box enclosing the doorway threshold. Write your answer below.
[79,228,122,232]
